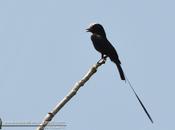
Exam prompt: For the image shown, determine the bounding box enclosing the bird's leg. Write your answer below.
[102,54,107,60]
[101,53,104,59]
[98,54,107,63]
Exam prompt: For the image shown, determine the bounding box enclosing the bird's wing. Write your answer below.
[105,40,121,64]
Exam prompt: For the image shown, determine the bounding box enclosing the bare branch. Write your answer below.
[36,58,106,130]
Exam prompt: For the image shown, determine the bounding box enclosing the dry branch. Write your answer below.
[36,58,106,130]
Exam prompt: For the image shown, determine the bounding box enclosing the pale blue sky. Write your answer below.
[0,0,175,130]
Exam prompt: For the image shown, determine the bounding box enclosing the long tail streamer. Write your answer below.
[124,74,153,123]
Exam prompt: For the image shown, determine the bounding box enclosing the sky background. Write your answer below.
[0,0,175,130]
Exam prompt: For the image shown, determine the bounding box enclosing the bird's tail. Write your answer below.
[125,75,154,123]
[113,58,153,123]
[115,62,125,80]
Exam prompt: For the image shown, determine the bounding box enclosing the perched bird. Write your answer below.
[86,23,153,123]
[86,23,125,80]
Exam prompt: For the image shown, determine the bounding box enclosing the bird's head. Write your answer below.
[86,23,106,37]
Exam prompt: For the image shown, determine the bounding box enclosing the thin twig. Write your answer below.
[36,58,106,130]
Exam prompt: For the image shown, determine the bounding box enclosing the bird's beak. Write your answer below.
[86,28,91,32]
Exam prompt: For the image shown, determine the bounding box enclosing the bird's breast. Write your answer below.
[90,34,107,54]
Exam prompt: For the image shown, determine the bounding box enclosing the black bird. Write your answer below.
[86,23,125,80]
[86,23,153,123]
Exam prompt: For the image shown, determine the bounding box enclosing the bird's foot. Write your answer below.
[97,56,107,64]
[102,55,108,60]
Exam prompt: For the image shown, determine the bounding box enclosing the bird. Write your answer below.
[86,23,153,123]
[86,23,125,80]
